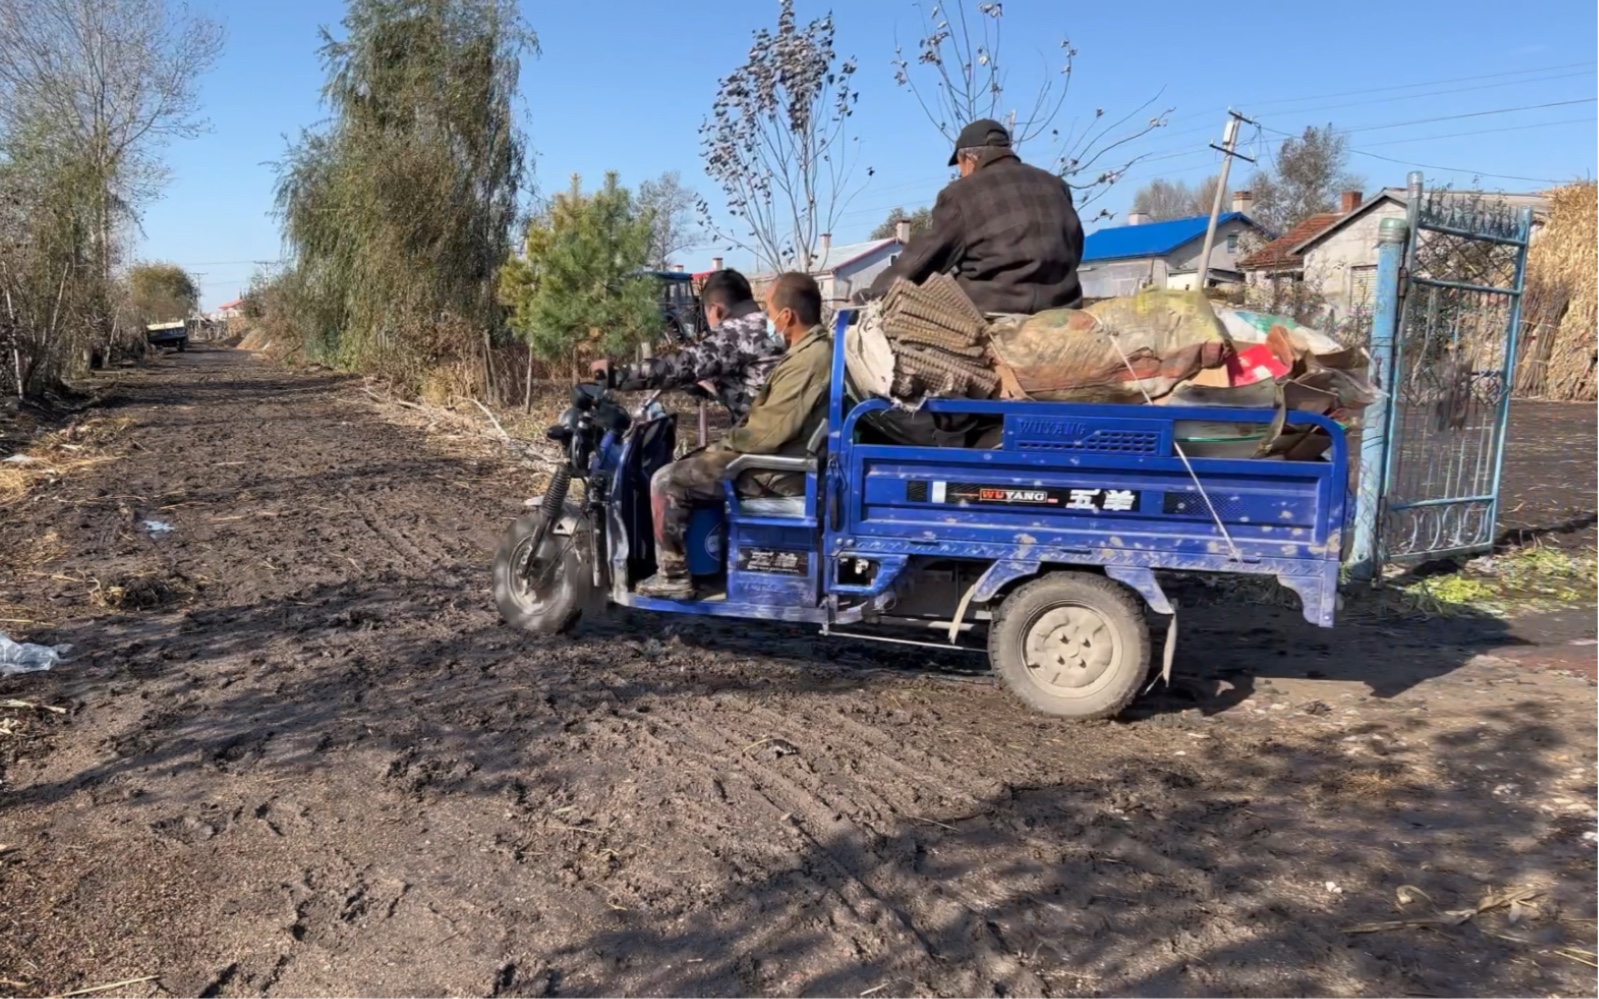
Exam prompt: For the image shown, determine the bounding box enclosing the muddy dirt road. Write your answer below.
[2,348,1595,997]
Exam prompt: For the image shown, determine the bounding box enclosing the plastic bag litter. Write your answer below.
[1,632,70,677]
[1212,306,1347,357]
[141,519,174,535]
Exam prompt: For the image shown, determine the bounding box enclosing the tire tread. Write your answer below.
[988,572,1151,720]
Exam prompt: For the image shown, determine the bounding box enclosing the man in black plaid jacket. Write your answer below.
[866,119,1086,315]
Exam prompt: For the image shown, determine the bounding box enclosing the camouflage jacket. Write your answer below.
[613,305,785,420]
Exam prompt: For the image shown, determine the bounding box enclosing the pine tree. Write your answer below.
[502,173,659,369]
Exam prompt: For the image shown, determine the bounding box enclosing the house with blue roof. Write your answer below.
[1079,192,1268,300]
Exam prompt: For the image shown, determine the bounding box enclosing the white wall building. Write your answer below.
[1292,189,1548,320]
[807,228,907,306]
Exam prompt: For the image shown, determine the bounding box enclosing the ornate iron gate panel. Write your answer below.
[1378,174,1534,565]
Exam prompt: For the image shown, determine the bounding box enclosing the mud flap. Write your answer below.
[1160,612,1178,689]
[1103,567,1176,690]
[945,560,1042,644]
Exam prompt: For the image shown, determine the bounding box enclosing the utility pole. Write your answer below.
[1195,109,1257,290]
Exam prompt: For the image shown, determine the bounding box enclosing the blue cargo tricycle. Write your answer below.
[494,312,1349,719]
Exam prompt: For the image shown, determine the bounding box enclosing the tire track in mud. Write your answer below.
[517,674,934,977]
[733,696,1001,812]
[602,686,1024,986]
[342,487,462,580]
[2,349,1594,999]
[536,665,1246,993]
[550,652,1272,992]
[657,708,940,970]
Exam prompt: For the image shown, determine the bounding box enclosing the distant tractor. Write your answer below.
[637,269,703,346]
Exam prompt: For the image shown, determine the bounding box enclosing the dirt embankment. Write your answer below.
[0,347,1594,997]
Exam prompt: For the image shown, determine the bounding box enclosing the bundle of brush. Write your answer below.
[873,274,999,402]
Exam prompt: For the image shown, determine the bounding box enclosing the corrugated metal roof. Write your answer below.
[812,238,900,273]
[1082,212,1249,262]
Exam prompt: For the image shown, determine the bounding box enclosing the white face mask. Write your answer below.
[766,317,779,339]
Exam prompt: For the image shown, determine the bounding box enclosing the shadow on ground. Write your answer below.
[0,349,1591,997]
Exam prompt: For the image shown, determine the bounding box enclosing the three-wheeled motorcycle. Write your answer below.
[494,312,1350,719]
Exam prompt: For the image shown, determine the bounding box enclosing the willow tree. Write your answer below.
[275,0,535,377]
[0,138,105,393]
[129,262,200,324]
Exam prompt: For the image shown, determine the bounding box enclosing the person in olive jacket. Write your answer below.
[865,118,1086,315]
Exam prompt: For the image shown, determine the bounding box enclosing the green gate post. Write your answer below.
[1349,216,1410,581]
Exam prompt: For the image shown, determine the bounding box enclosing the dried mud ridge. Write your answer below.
[1,348,1594,997]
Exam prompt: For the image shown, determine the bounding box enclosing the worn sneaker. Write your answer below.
[637,572,695,600]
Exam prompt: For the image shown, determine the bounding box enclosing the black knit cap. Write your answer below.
[948,118,1011,166]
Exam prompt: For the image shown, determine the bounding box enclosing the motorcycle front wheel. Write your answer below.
[492,507,593,635]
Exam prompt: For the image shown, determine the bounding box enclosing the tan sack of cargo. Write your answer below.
[987,290,1234,404]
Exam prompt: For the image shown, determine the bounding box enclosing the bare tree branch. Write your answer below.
[890,1,1167,209]
[1128,175,1222,221]
[700,0,865,273]
[636,172,704,269]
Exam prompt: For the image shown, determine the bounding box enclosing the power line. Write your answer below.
[839,140,1246,224]
[1147,66,1592,144]
[1235,60,1596,110]
[690,70,1599,240]
[1122,75,1597,161]
[1118,100,1593,186]
[1111,111,1590,204]
[1255,122,1574,185]
[1333,97,1598,135]
[1340,148,1577,185]
[160,258,283,267]
[1360,116,1595,148]
[850,68,1597,211]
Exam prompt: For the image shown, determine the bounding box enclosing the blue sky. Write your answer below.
[142,0,1598,309]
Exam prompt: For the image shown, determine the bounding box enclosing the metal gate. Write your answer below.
[1353,173,1534,577]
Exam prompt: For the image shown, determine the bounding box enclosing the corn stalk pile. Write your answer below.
[1515,182,1597,401]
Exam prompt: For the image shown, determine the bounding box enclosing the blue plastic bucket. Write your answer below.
[686,506,726,577]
